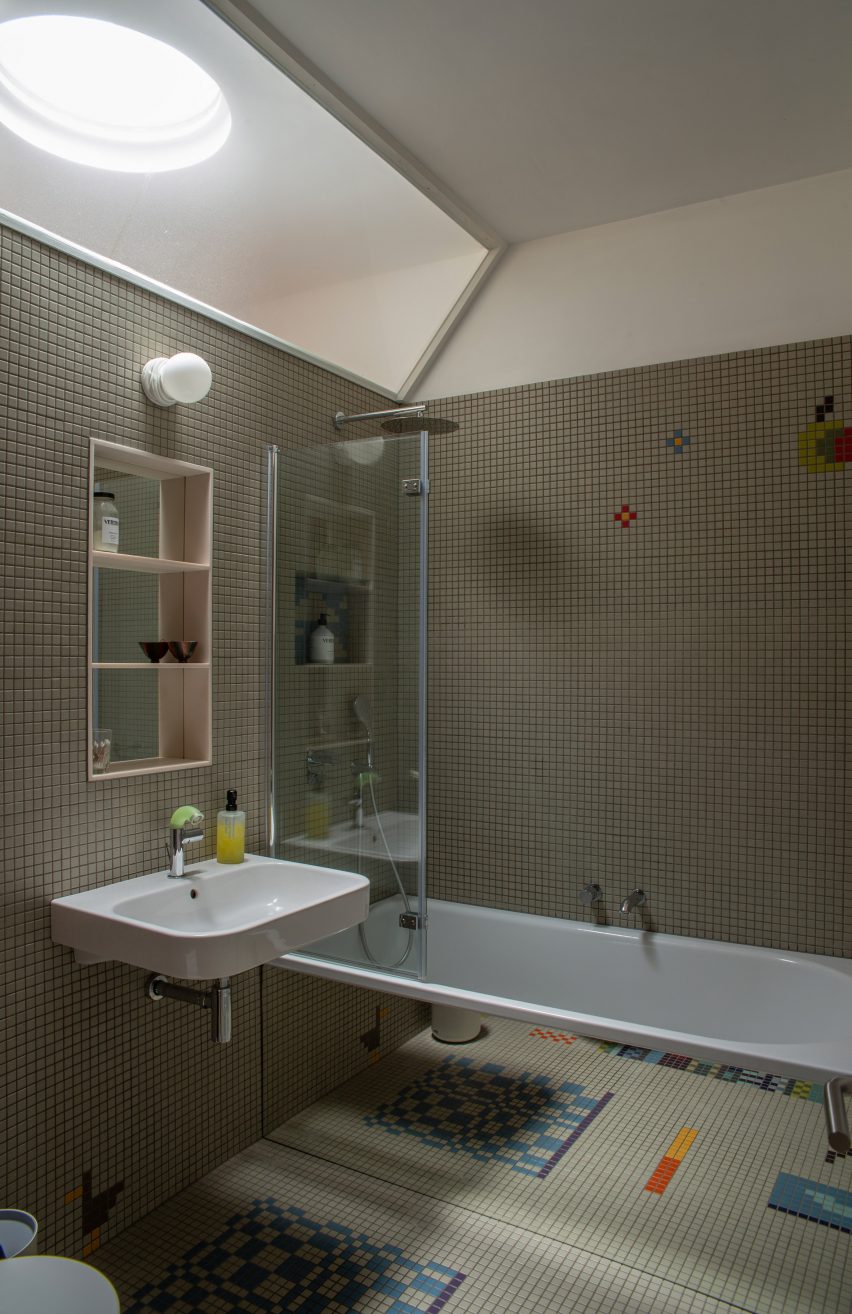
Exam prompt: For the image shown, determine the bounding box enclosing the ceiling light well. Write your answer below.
[0,14,231,172]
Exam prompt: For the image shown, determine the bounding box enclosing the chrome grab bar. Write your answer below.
[824,1076,852,1151]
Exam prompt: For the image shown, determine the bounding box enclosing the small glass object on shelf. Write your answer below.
[93,489,120,552]
[92,728,112,774]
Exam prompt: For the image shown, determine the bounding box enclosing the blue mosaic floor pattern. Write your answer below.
[126,1199,466,1314]
[768,1173,852,1235]
[366,1055,612,1178]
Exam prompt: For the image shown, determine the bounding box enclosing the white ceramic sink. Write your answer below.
[50,855,369,979]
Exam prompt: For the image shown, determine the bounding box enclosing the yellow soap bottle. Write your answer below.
[216,789,245,863]
[305,778,330,839]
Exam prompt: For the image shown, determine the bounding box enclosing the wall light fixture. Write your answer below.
[141,353,213,408]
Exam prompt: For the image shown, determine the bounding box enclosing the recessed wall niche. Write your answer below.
[88,438,212,779]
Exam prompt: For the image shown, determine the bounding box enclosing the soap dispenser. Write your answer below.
[305,755,330,839]
[309,613,334,664]
[216,789,245,863]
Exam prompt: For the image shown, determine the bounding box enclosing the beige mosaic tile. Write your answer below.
[269,1016,852,1312]
[94,1136,739,1314]
[426,341,852,956]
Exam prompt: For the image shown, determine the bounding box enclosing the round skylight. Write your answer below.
[0,15,231,172]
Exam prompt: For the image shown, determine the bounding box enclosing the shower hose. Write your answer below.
[356,776,414,971]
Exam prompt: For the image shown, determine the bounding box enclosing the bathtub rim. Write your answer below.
[270,899,852,1083]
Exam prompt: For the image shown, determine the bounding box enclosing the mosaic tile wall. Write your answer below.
[0,222,427,1258]
[425,338,852,955]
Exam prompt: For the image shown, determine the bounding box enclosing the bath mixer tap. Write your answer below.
[580,883,603,905]
[167,806,204,878]
[349,791,365,829]
[620,889,646,915]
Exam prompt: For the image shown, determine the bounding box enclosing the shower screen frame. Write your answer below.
[265,430,429,981]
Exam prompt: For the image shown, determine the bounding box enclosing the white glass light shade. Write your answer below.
[336,438,385,466]
[0,16,231,172]
[142,353,213,407]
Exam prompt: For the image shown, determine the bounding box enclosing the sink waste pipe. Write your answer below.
[147,974,232,1042]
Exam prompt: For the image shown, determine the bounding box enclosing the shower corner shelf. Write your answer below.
[88,438,213,781]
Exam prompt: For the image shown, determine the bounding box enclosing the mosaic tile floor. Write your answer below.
[93,1017,852,1312]
[96,1139,734,1313]
[267,1017,852,1313]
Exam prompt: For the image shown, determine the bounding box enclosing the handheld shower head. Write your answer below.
[353,695,372,736]
[353,695,373,768]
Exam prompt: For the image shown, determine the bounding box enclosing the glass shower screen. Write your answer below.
[267,430,427,979]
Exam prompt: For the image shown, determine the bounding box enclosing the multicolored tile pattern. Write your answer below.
[798,394,852,473]
[125,1199,466,1314]
[95,1137,740,1314]
[270,1016,852,1313]
[593,1039,825,1102]
[367,1056,612,1179]
[665,427,691,453]
[644,1126,698,1195]
[768,1173,852,1235]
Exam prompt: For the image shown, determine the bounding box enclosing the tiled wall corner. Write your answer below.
[262,970,428,1131]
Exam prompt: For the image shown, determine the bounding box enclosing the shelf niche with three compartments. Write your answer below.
[88,438,212,780]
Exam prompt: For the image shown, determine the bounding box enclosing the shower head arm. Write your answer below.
[334,405,425,430]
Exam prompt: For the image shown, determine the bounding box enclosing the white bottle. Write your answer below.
[309,614,334,664]
[93,490,119,552]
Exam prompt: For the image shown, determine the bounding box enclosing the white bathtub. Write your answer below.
[272,895,852,1082]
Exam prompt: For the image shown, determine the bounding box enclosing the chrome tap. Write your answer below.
[349,761,371,830]
[579,882,603,905]
[620,888,646,915]
[349,790,365,830]
[167,806,204,878]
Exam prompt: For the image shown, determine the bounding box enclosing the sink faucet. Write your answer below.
[620,888,646,915]
[168,805,204,878]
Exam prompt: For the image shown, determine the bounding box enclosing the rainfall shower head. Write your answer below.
[380,414,458,436]
[333,405,458,436]
[353,695,373,736]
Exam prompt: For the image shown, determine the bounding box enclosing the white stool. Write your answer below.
[0,1256,119,1312]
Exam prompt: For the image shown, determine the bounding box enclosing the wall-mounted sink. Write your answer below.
[51,855,369,979]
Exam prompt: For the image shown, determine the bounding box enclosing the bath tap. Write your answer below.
[620,888,646,915]
[167,805,204,878]
[579,883,603,905]
[349,790,365,829]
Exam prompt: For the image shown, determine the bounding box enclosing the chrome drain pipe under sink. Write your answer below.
[147,974,232,1043]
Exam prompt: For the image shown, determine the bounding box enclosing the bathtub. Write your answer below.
[271,895,852,1083]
